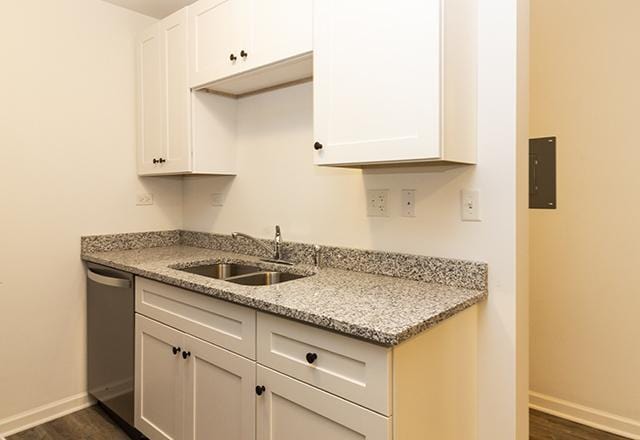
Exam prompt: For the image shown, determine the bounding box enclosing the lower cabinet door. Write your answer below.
[135,315,184,440]
[183,333,256,440]
[256,366,391,440]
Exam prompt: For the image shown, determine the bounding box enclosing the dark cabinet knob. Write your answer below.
[182,351,191,359]
[153,158,158,164]
[230,53,237,61]
[172,346,181,355]
[255,385,266,396]
[314,142,323,151]
[158,158,166,164]
[305,352,318,364]
[240,50,248,58]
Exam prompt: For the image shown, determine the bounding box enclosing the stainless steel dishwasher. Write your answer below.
[87,263,145,439]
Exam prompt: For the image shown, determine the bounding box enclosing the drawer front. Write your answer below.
[135,277,256,359]
[257,312,391,415]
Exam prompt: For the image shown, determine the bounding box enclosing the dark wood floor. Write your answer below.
[7,406,631,439]
[7,406,129,440]
[530,409,630,440]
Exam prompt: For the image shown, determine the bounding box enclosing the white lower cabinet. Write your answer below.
[256,366,391,440]
[135,314,256,440]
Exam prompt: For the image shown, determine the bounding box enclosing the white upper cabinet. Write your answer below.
[313,0,478,166]
[189,0,312,94]
[188,0,248,88]
[137,8,237,176]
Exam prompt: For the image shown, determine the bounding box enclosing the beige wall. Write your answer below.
[530,0,640,436]
[183,0,530,435]
[0,0,182,427]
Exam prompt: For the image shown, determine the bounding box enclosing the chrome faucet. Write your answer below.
[232,225,292,265]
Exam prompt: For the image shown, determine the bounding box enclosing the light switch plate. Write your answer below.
[367,189,389,217]
[136,193,153,206]
[211,193,225,207]
[461,189,481,221]
[401,189,416,217]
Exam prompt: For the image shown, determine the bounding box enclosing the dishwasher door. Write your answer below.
[87,263,137,432]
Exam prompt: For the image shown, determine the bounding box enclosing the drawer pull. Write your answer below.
[305,352,318,364]
[256,385,266,396]
[172,346,181,355]
[182,351,191,360]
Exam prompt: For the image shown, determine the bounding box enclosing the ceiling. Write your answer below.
[102,0,197,18]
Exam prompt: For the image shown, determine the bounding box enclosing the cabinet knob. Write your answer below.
[230,53,237,61]
[153,158,158,164]
[172,346,181,355]
[158,158,166,164]
[305,352,318,364]
[255,385,266,396]
[314,142,323,151]
[240,50,248,58]
[182,351,191,360]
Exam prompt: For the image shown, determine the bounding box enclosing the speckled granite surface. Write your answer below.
[81,231,488,346]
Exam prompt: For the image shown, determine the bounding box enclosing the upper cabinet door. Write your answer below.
[313,1,443,166]
[137,24,163,175]
[246,0,312,69]
[160,9,191,174]
[183,334,256,440]
[189,0,249,88]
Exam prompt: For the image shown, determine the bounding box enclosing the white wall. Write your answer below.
[183,0,529,436]
[0,0,182,429]
[530,0,640,437]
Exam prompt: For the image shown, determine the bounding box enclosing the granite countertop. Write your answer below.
[82,242,487,346]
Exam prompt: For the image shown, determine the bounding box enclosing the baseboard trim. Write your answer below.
[530,391,640,440]
[0,392,95,437]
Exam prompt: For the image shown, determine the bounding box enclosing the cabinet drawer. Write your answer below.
[257,312,391,415]
[135,277,256,359]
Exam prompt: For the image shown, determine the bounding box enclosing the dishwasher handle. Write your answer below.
[87,268,132,289]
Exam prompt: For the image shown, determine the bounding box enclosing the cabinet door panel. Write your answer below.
[247,0,312,69]
[183,334,256,440]
[135,315,183,440]
[160,9,191,173]
[257,366,391,440]
[189,0,247,87]
[137,24,163,174]
[313,0,442,165]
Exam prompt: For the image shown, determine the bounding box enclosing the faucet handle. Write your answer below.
[313,245,321,267]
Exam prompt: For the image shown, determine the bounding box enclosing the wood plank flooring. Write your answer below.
[7,406,631,439]
[530,409,630,440]
[7,406,130,440]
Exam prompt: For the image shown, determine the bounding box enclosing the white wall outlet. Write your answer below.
[401,189,416,217]
[136,193,153,206]
[461,189,481,221]
[367,189,389,217]
[211,193,225,207]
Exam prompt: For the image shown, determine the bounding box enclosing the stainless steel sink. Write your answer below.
[225,271,306,286]
[179,263,261,279]
[178,262,308,286]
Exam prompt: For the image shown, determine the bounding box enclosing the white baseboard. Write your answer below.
[530,391,640,440]
[0,392,95,438]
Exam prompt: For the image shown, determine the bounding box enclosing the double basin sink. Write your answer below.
[179,262,307,286]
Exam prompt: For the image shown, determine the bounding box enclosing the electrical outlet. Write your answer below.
[367,189,389,217]
[461,189,481,221]
[401,189,416,217]
[211,193,225,207]
[136,193,153,206]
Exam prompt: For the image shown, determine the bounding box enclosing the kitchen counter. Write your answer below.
[81,232,487,346]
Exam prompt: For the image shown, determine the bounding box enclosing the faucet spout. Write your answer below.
[231,226,292,265]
